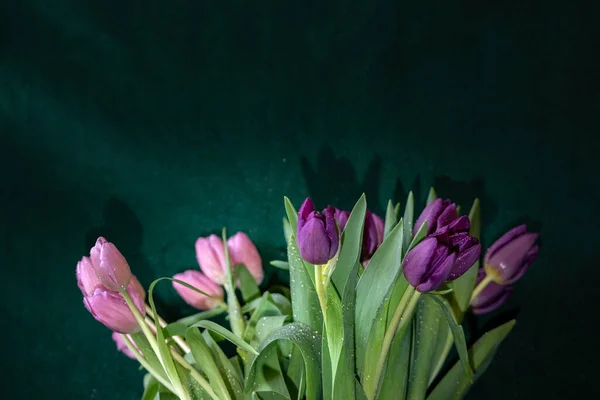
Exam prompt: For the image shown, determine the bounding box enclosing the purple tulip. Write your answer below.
[334,209,350,231]
[297,198,339,265]
[403,216,481,292]
[484,225,539,284]
[471,269,513,315]
[414,198,458,235]
[361,210,385,262]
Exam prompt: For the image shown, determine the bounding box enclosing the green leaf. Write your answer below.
[238,264,261,303]
[287,233,323,334]
[355,219,405,379]
[284,197,298,233]
[426,187,438,205]
[163,323,188,339]
[403,191,414,252]
[384,199,399,240]
[427,320,516,400]
[142,373,160,400]
[254,316,289,347]
[331,194,367,297]
[176,306,227,327]
[245,323,321,400]
[249,345,291,399]
[322,334,332,400]
[283,217,294,243]
[269,293,293,317]
[270,260,290,270]
[448,198,481,317]
[244,292,282,343]
[148,278,187,396]
[406,220,428,254]
[394,202,401,219]
[190,320,259,356]
[378,320,413,400]
[186,327,232,400]
[202,331,244,400]
[426,295,472,382]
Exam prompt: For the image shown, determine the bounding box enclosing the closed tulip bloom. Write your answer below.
[403,216,481,292]
[195,235,229,284]
[471,269,513,315]
[227,232,264,284]
[297,198,339,265]
[111,332,138,359]
[414,198,458,235]
[83,285,146,334]
[77,256,102,297]
[361,210,385,262]
[172,270,224,310]
[484,225,539,285]
[334,209,350,231]
[89,237,132,292]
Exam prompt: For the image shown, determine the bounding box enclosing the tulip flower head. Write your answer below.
[83,285,146,334]
[361,210,385,262]
[334,208,350,231]
[484,225,539,285]
[89,237,132,292]
[297,198,339,265]
[172,270,224,310]
[195,232,264,285]
[414,198,458,235]
[471,269,513,315]
[403,216,481,292]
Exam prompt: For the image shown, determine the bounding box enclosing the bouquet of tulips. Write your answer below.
[76,189,539,400]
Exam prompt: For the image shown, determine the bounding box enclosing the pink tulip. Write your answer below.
[89,237,132,292]
[195,232,264,285]
[227,232,264,284]
[172,270,224,310]
[76,256,102,296]
[83,285,146,334]
[111,332,138,359]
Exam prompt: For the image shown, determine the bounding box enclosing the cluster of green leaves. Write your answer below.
[131,190,516,400]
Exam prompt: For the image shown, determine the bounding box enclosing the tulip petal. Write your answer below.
[112,332,137,359]
[484,225,527,264]
[487,233,538,284]
[196,235,227,284]
[437,203,458,230]
[127,274,146,302]
[228,232,264,284]
[84,288,145,334]
[298,198,316,231]
[504,244,540,284]
[172,270,224,310]
[334,209,350,231]
[402,237,437,288]
[414,198,444,235]
[99,243,132,291]
[448,215,471,233]
[298,218,331,264]
[418,252,456,293]
[472,284,513,315]
[322,206,339,259]
[77,256,102,297]
[449,243,481,280]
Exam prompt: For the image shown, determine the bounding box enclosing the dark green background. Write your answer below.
[1,1,598,398]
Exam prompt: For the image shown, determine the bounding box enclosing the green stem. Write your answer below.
[222,229,246,338]
[470,274,493,303]
[368,287,421,400]
[171,350,220,400]
[315,264,328,322]
[120,334,177,394]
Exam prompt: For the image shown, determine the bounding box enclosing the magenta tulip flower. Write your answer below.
[89,237,132,292]
[227,232,264,284]
[297,198,339,265]
[484,225,539,284]
[334,209,350,231]
[83,285,146,334]
[172,270,224,310]
[414,198,458,235]
[403,216,481,292]
[361,210,385,262]
[471,269,513,315]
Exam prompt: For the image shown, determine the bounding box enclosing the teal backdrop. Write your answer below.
[1,1,598,399]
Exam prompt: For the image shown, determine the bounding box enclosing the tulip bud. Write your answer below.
[89,237,132,292]
[83,285,146,334]
[403,216,481,292]
[195,235,228,284]
[297,198,339,265]
[361,210,385,262]
[484,225,539,285]
[414,198,458,235]
[111,332,138,359]
[76,256,102,297]
[227,232,264,284]
[172,270,224,310]
[471,269,513,315]
[334,209,350,231]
